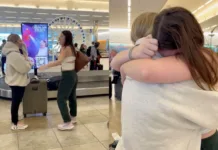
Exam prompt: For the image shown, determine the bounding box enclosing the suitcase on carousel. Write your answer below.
[97,64,103,70]
[23,78,48,118]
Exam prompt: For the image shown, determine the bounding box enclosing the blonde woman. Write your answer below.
[2,34,32,130]
[112,8,218,150]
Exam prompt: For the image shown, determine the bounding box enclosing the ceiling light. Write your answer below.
[4,11,16,13]
[52,13,62,16]
[95,10,108,12]
[93,15,102,17]
[18,5,37,8]
[206,0,213,5]
[192,0,213,14]
[128,0,131,7]
[32,18,41,20]
[6,17,16,19]
[20,17,29,19]
[59,7,68,10]
[21,12,33,14]
[36,13,48,15]
[196,3,218,18]
[78,8,92,11]
[0,4,16,7]
[39,6,56,10]
[80,15,90,17]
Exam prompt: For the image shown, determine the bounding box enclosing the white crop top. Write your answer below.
[61,56,76,71]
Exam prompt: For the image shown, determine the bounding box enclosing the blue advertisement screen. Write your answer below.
[21,23,48,68]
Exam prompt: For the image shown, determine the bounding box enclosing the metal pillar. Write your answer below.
[93,20,99,42]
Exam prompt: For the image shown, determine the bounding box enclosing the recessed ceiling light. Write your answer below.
[80,15,90,17]
[36,13,48,15]
[95,10,108,12]
[59,7,68,10]
[78,8,93,11]
[6,17,16,19]
[20,17,29,19]
[32,18,41,20]
[52,13,62,16]
[39,6,56,10]
[4,11,17,13]
[21,12,33,14]
[93,15,102,17]
[18,5,37,8]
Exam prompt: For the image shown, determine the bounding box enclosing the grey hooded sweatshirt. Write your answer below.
[2,42,32,86]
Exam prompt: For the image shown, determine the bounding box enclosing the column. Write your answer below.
[109,0,167,47]
[92,20,99,42]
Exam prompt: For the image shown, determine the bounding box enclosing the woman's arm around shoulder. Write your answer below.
[121,56,192,83]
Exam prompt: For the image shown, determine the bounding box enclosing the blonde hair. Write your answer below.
[7,34,21,43]
[131,12,157,44]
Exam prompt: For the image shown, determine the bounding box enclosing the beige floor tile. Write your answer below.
[77,110,102,118]
[53,125,98,147]
[47,101,60,115]
[47,114,82,128]
[101,141,112,150]
[18,129,61,149]
[63,142,106,150]
[0,133,18,150]
[85,122,110,141]
[98,109,109,118]
[78,114,108,124]
[92,104,109,110]
[18,117,50,132]
[0,120,15,135]
[77,105,96,112]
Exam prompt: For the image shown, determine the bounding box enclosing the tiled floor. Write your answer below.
[108,98,121,136]
[0,96,111,150]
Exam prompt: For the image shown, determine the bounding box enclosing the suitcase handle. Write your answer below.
[32,86,38,91]
[30,78,39,84]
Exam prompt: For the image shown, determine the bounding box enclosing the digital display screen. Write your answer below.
[21,23,48,68]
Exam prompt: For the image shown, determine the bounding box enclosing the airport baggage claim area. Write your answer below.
[0,1,112,150]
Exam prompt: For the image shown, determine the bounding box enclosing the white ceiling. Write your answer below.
[0,7,109,27]
[0,0,109,11]
[163,0,208,11]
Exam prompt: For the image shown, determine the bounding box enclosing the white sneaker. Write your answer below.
[58,122,74,131]
[11,123,28,130]
[71,117,77,124]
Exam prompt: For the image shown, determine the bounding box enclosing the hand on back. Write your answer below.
[132,35,158,59]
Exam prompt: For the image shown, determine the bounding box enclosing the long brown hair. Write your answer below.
[152,7,218,90]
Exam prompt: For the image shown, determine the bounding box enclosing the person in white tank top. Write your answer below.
[39,30,78,131]
[111,8,218,150]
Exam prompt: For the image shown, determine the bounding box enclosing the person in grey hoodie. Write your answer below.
[2,34,32,130]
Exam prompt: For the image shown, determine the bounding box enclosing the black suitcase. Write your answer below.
[97,64,103,70]
[47,76,62,90]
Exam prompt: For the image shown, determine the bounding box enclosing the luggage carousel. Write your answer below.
[0,69,110,99]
